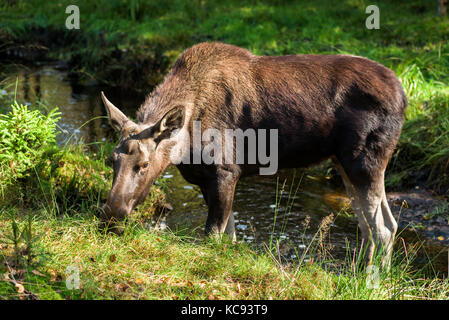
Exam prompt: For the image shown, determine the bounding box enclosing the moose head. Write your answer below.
[100,92,184,232]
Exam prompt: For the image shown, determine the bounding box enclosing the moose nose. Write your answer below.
[100,204,130,234]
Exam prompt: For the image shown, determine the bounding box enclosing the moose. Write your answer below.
[101,42,407,265]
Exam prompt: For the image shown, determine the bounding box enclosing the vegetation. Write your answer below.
[0,99,166,299]
[0,99,60,185]
[2,210,449,300]
[0,0,448,300]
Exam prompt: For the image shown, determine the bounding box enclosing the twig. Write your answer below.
[3,259,39,300]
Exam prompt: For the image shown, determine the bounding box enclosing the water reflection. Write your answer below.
[2,66,144,144]
[162,165,359,259]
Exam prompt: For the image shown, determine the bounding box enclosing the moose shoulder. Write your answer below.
[101,42,407,265]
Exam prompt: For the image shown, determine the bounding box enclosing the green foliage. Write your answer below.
[0,101,60,184]
[0,0,448,299]
[1,209,40,267]
[387,92,449,190]
[0,99,165,219]
[27,144,113,216]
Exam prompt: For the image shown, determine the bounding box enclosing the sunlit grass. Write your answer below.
[0,0,448,300]
[1,210,448,300]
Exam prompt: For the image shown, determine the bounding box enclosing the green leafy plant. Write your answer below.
[0,101,60,186]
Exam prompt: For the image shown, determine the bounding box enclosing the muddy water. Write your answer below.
[2,66,447,275]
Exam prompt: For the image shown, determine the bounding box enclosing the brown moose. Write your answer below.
[101,42,407,265]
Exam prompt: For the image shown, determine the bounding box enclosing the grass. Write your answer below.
[1,202,449,300]
[0,0,448,300]
[0,98,168,299]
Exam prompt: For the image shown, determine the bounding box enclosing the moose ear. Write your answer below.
[101,91,132,132]
[138,106,184,141]
[157,106,184,134]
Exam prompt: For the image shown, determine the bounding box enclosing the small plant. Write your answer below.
[1,210,40,268]
[427,201,449,221]
[0,100,60,188]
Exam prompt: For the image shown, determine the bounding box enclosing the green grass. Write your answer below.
[0,0,449,300]
[1,208,448,300]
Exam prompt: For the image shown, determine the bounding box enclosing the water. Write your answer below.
[2,65,447,274]
[1,65,145,144]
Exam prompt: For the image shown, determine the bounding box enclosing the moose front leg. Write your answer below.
[224,211,236,241]
[203,169,238,240]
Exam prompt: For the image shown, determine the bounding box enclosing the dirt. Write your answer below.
[387,190,449,245]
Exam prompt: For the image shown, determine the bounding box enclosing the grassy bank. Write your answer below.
[2,211,449,300]
[2,1,448,89]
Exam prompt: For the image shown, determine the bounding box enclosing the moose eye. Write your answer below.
[136,162,149,175]
[107,153,118,165]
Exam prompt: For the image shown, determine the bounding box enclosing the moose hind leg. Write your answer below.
[380,191,397,265]
[354,180,397,266]
[335,157,397,266]
[333,158,374,260]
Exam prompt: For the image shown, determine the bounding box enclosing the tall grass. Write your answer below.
[1,0,448,299]
[266,175,449,300]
